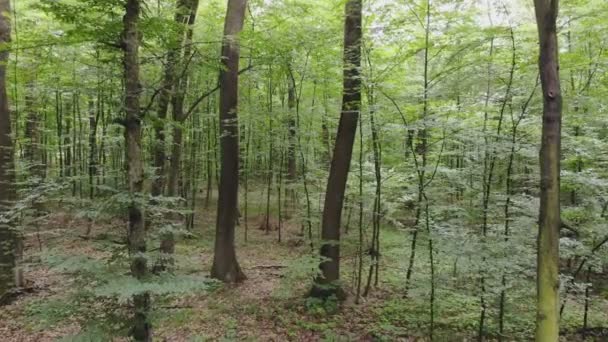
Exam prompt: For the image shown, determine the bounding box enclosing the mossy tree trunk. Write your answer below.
[533,0,562,340]
[122,0,150,340]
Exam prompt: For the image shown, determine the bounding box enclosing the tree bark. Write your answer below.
[533,1,562,341]
[88,99,98,200]
[311,0,361,299]
[24,80,44,180]
[167,0,200,198]
[122,0,150,340]
[210,0,247,283]
[0,0,18,300]
[287,70,297,181]
[153,0,192,198]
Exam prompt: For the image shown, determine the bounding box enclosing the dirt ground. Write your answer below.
[0,207,402,342]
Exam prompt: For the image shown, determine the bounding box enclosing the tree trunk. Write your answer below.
[321,84,331,165]
[24,80,43,180]
[287,71,297,181]
[210,0,247,283]
[0,0,18,300]
[311,0,361,299]
[88,99,98,200]
[122,0,150,340]
[56,91,64,177]
[167,0,200,198]
[154,0,191,198]
[533,0,562,341]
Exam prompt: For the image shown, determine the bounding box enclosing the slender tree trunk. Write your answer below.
[99,93,107,186]
[291,65,314,249]
[478,22,495,341]
[152,0,190,198]
[479,25,516,342]
[277,148,284,242]
[167,0,199,198]
[264,68,274,233]
[0,0,18,300]
[499,78,537,340]
[210,0,247,283]
[157,0,200,270]
[287,69,297,182]
[65,98,72,183]
[56,91,64,178]
[24,80,43,180]
[205,114,213,207]
[355,105,364,303]
[533,1,562,341]
[88,99,98,200]
[321,83,331,165]
[283,67,298,216]
[405,0,431,295]
[364,51,382,295]
[311,0,361,299]
[122,0,150,339]
[582,265,591,337]
[77,93,84,197]
[85,99,98,237]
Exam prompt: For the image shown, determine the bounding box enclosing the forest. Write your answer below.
[0,0,606,340]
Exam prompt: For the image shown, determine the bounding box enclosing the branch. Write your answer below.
[182,65,254,121]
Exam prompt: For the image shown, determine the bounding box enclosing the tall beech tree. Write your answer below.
[311,0,362,299]
[122,0,150,340]
[533,0,562,340]
[0,0,17,300]
[210,0,247,283]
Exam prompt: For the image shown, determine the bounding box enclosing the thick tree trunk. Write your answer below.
[0,0,18,300]
[210,0,247,283]
[122,0,150,340]
[533,1,562,341]
[311,0,361,299]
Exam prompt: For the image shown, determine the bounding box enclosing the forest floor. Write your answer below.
[0,196,607,341]
[0,201,415,341]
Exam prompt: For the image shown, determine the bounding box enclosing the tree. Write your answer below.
[210,0,248,283]
[0,0,17,300]
[24,80,44,180]
[122,0,150,340]
[533,0,562,341]
[311,0,362,299]
[151,0,192,198]
[167,0,200,198]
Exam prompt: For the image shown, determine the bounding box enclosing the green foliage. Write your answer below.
[4,0,608,340]
[41,248,217,301]
[273,254,325,299]
[25,297,81,330]
[57,326,112,342]
[304,295,339,316]
[95,274,217,302]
